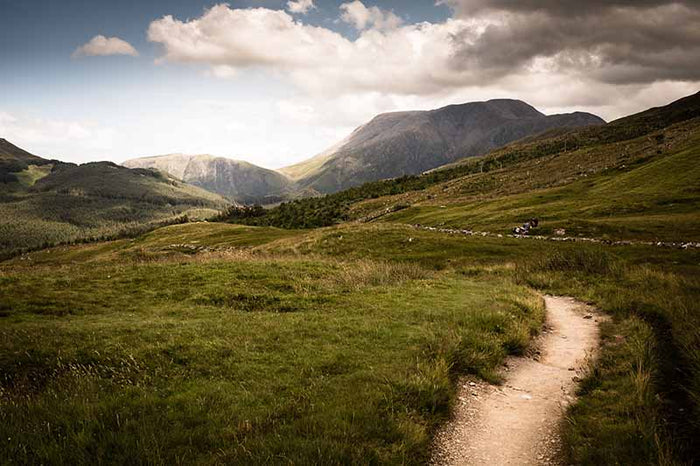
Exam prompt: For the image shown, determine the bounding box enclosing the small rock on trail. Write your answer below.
[431,296,603,465]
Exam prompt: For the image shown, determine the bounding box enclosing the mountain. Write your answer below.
[224,91,700,239]
[0,138,53,183]
[281,99,605,194]
[0,141,229,257]
[123,154,294,204]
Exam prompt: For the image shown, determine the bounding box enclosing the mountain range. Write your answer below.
[0,97,611,255]
[123,99,605,201]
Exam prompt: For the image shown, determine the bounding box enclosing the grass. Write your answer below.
[12,164,53,187]
[2,217,699,464]
[516,247,700,464]
[0,237,545,464]
[264,223,700,464]
[2,93,699,464]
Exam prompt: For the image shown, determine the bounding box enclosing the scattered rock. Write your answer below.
[583,314,593,319]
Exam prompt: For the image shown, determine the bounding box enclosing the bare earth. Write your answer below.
[432,296,603,465]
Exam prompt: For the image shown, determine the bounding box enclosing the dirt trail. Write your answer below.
[432,296,603,465]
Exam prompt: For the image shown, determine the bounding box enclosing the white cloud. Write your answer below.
[287,0,315,15]
[72,35,139,58]
[147,4,481,96]
[339,1,403,30]
[147,3,700,101]
[15,2,694,168]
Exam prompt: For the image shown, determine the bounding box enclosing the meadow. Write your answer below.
[2,222,698,464]
[0,225,545,464]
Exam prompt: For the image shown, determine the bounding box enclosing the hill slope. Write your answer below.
[0,143,229,257]
[281,99,604,193]
[123,154,294,204]
[0,139,52,183]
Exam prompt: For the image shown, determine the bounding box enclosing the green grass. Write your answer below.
[516,247,700,464]
[2,93,699,464]
[0,162,229,258]
[378,122,700,241]
[2,218,699,464]
[12,164,53,187]
[0,244,544,464]
[265,223,700,464]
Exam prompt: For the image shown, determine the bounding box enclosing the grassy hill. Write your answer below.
[0,142,229,258]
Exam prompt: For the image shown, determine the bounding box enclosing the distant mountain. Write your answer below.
[123,154,294,204]
[0,139,52,183]
[281,99,605,194]
[0,138,45,163]
[0,141,229,257]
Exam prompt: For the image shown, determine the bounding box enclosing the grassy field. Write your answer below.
[0,226,546,464]
[2,222,699,464]
[363,120,700,241]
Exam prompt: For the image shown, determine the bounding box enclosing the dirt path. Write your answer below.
[431,296,603,465]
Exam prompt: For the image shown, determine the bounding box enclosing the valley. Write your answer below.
[1,92,699,465]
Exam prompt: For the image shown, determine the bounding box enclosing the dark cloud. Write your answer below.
[444,0,693,16]
[445,1,700,84]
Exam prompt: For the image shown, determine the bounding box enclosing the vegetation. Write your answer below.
[516,247,700,464]
[0,160,229,258]
[0,226,545,464]
[3,222,698,464]
[378,120,700,241]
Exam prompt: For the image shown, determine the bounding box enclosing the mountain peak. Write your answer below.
[281,98,604,193]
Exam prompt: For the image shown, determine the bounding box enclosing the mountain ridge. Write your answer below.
[123,153,294,204]
[281,99,605,193]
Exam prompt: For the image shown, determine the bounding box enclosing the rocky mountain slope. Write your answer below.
[123,154,294,204]
[281,99,605,193]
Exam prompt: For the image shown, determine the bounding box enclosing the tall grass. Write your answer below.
[0,255,544,464]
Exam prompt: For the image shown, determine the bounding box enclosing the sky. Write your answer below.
[1,0,698,168]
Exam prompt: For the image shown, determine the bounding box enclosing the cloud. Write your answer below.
[147,4,474,95]
[440,1,700,84]
[339,1,403,30]
[287,0,315,15]
[145,1,700,124]
[72,35,139,58]
[148,1,700,98]
[0,111,117,162]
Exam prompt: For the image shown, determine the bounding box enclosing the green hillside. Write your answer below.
[0,143,229,257]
